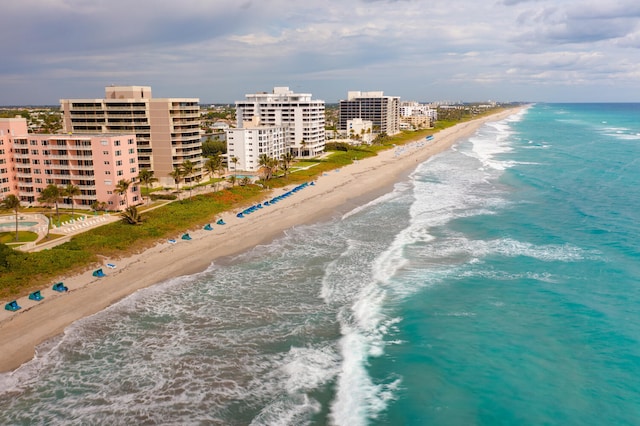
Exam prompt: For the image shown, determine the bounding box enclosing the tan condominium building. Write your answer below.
[235,86,325,158]
[60,86,202,187]
[339,91,400,136]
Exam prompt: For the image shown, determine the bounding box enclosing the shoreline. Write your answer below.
[0,108,524,373]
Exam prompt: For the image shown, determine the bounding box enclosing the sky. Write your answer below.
[2,0,640,105]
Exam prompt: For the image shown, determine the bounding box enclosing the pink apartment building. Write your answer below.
[0,117,141,212]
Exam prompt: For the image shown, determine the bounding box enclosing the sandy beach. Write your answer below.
[0,108,522,373]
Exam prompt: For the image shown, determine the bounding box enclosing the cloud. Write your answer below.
[1,0,639,104]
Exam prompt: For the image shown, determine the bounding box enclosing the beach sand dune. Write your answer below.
[0,108,523,373]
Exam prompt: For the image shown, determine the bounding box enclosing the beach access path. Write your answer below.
[0,107,524,373]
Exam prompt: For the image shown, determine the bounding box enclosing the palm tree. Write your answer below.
[230,156,239,180]
[299,139,307,157]
[115,179,131,208]
[63,183,81,219]
[204,154,223,190]
[181,160,195,200]
[169,167,184,199]
[137,168,158,205]
[258,154,273,181]
[38,184,61,236]
[1,194,21,242]
[280,151,295,177]
[120,206,143,225]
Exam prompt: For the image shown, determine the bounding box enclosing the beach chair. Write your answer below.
[52,282,68,292]
[168,239,177,244]
[216,219,226,225]
[181,233,192,240]
[4,300,21,311]
[203,224,213,231]
[92,268,106,277]
[28,290,44,301]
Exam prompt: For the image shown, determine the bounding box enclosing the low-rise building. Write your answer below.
[226,117,286,172]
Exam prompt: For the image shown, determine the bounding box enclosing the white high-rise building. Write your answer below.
[235,87,325,158]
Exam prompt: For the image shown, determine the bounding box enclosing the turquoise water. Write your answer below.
[1,104,639,424]
[0,221,38,228]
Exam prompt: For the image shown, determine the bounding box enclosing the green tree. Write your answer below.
[39,184,61,235]
[230,156,239,179]
[280,151,295,177]
[120,206,143,225]
[299,139,307,157]
[63,183,81,219]
[204,154,223,191]
[258,154,278,181]
[181,160,195,200]
[137,168,158,205]
[1,194,21,242]
[202,137,227,157]
[169,167,184,199]
[115,179,131,208]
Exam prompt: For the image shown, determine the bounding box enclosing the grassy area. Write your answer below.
[0,186,264,300]
[0,231,38,244]
[0,107,509,300]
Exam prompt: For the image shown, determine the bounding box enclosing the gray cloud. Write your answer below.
[1,0,639,104]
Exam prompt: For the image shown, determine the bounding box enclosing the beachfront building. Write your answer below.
[338,91,400,136]
[0,117,141,211]
[234,87,325,159]
[399,101,437,129]
[60,86,202,188]
[346,118,374,144]
[226,117,287,172]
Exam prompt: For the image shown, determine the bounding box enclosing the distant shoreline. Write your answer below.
[0,107,525,373]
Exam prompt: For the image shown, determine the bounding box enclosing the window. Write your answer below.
[117,170,123,176]
[114,140,121,146]
[32,159,39,164]
[101,140,108,146]
[128,139,134,145]
[104,161,110,165]
[115,150,121,156]
[105,171,111,175]
[116,160,122,166]
[103,151,109,155]
[128,148,135,154]
[129,158,135,164]
[130,167,136,173]
[104,180,112,185]
[35,178,42,184]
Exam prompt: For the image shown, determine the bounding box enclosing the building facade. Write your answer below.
[338,91,400,136]
[235,87,325,158]
[346,118,374,144]
[399,101,437,129]
[226,118,287,172]
[0,117,141,211]
[60,86,202,187]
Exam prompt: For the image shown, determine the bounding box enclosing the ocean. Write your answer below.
[1,103,640,425]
